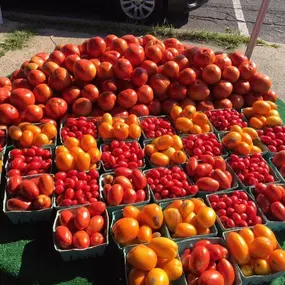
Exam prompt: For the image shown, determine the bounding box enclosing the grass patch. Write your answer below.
[3,12,279,50]
[0,29,35,57]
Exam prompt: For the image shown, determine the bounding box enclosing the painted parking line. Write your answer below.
[232,0,249,36]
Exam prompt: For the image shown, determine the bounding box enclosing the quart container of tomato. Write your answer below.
[226,154,279,190]
[223,225,285,285]
[3,174,54,224]
[143,165,198,204]
[205,108,248,134]
[249,183,285,231]
[206,189,267,233]
[100,140,146,172]
[5,146,54,178]
[139,115,177,141]
[123,238,185,285]
[53,204,109,261]
[160,198,218,243]
[110,204,169,250]
[59,116,100,145]
[178,237,242,285]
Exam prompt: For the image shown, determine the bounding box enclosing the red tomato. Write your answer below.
[189,246,210,275]
[72,230,90,249]
[257,194,271,214]
[271,202,285,221]
[19,180,40,201]
[114,167,133,178]
[131,169,147,190]
[125,44,145,67]
[90,232,104,246]
[86,215,104,235]
[194,240,211,248]
[196,177,220,192]
[205,244,223,261]
[74,207,90,230]
[211,169,231,190]
[59,210,74,226]
[88,202,106,216]
[264,184,283,202]
[113,58,133,79]
[217,258,235,285]
[55,225,72,249]
[195,163,213,177]
[198,270,224,285]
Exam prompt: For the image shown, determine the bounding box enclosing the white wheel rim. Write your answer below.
[120,0,155,20]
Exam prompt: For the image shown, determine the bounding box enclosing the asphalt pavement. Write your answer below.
[177,0,285,43]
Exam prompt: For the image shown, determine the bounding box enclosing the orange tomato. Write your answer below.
[145,268,169,285]
[129,123,141,139]
[166,199,183,209]
[128,268,147,285]
[80,134,97,152]
[22,124,41,135]
[162,259,183,281]
[144,144,156,156]
[64,137,80,149]
[252,100,271,115]
[189,124,202,134]
[55,145,69,155]
[201,124,211,133]
[267,110,280,117]
[9,126,22,140]
[171,150,187,164]
[243,107,254,118]
[101,113,113,125]
[163,208,182,232]
[239,228,255,246]
[179,199,194,218]
[69,146,84,159]
[267,101,277,110]
[249,117,263,129]
[227,232,250,265]
[170,105,182,120]
[253,259,271,275]
[88,147,101,163]
[149,237,178,260]
[230,125,243,134]
[113,117,125,124]
[256,115,267,124]
[156,134,174,151]
[236,142,251,155]
[222,131,242,149]
[251,145,262,153]
[181,105,196,118]
[41,123,57,139]
[141,204,163,230]
[268,249,285,272]
[113,122,129,140]
[162,147,176,159]
[174,223,197,238]
[75,152,91,171]
[171,135,183,150]
[196,206,216,228]
[253,224,277,249]
[112,217,139,244]
[241,264,254,277]
[150,152,169,166]
[242,127,258,140]
[196,224,210,235]
[127,114,139,125]
[137,225,153,243]
[55,152,75,171]
[191,198,206,214]
[182,212,196,224]
[249,237,273,259]
[127,244,157,271]
[123,206,142,223]
[265,116,283,127]
[19,130,33,147]
[241,133,253,145]
[32,133,49,146]
[175,117,193,133]
[98,122,114,139]
[192,112,209,126]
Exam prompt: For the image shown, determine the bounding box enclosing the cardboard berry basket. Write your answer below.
[143,166,196,205]
[222,228,285,285]
[53,205,109,261]
[205,108,249,135]
[177,237,242,285]
[138,115,177,141]
[99,171,151,213]
[159,199,218,243]
[225,156,279,191]
[99,140,146,173]
[218,131,269,157]
[205,189,268,233]
[179,132,230,159]
[248,183,285,231]
[5,146,54,178]
[2,174,54,224]
[59,116,101,145]
[110,205,169,251]
[123,243,186,285]
[267,156,285,183]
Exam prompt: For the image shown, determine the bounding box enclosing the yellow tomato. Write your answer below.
[64,137,80,149]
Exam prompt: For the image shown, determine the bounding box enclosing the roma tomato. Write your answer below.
[90,232,104,246]
[86,215,104,235]
[218,258,235,285]
[210,169,231,190]
[55,225,72,249]
[19,180,39,201]
[196,177,219,192]
[271,202,285,221]
[72,230,90,249]
[131,169,147,190]
[269,249,285,272]
[88,202,106,216]
[55,152,75,171]
[189,246,210,275]
[253,224,277,249]
[74,207,90,230]
[198,270,224,285]
[205,244,223,261]
[59,210,74,226]
[38,173,54,196]
[7,198,31,211]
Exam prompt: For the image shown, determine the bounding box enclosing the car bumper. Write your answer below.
[168,0,209,12]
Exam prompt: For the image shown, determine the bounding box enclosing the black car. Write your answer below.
[115,0,209,21]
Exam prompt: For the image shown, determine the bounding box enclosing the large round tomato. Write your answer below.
[125,44,145,67]
[187,80,210,101]
[101,79,117,93]
[104,34,117,47]
[0,87,10,104]
[97,91,117,111]
[0,77,11,87]
[64,54,81,73]
[189,245,210,275]
[27,70,46,86]
[96,62,114,80]
[213,81,233,99]
[202,64,221,84]
[60,43,80,56]
[250,73,272,93]
[179,68,196,85]
[33,83,53,104]
[117,89,138,109]
[229,52,248,67]
[48,50,65,65]
[214,53,232,70]
[48,67,72,91]
[168,82,187,101]
[73,59,96,81]
[87,36,106,57]
[110,38,128,55]
[61,86,81,105]
[145,45,163,63]
[101,50,120,65]
[194,47,215,67]
[131,67,148,87]
[130,104,149,116]
[233,80,251,95]
[140,60,158,76]
[45,97,68,119]
[137,85,154,104]
[40,61,60,77]
[239,60,257,80]
[55,225,72,249]
[24,105,43,122]
[198,270,224,285]
[0,103,19,124]
[162,61,180,80]
[148,99,162,115]
[10,88,35,110]
[113,58,133,79]
[149,73,170,96]
[182,46,199,65]
[72,98,92,116]
[81,84,99,103]
[12,78,32,90]
[174,54,189,71]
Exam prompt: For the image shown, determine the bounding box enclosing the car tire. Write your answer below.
[115,0,165,23]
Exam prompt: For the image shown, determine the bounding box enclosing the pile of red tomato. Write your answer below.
[1,33,285,285]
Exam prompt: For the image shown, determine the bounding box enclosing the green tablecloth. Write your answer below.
[1,99,285,285]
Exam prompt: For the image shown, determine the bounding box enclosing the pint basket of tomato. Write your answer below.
[53,203,109,261]
[160,198,218,242]
[206,189,267,232]
[223,225,285,285]
[110,204,169,250]
[178,237,242,285]
[3,174,55,224]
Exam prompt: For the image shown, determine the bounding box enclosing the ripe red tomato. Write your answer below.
[149,73,170,96]
[189,245,210,275]
[55,225,72,249]
[101,50,120,65]
[48,67,72,91]
[137,85,154,104]
[140,60,158,76]
[195,163,213,177]
[74,207,90,230]
[24,105,43,122]
[198,269,225,285]
[117,89,138,109]
[110,38,128,55]
[131,67,148,87]
[59,210,74,226]
[87,37,106,57]
[205,244,223,261]
[194,47,215,67]
[45,97,68,119]
[86,215,104,235]
[125,44,145,67]
[113,58,133,79]
[72,230,90,249]
[264,184,283,202]
[61,43,80,56]
[73,59,96,82]
[168,82,187,101]
[88,202,106,216]
[202,64,221,84]
[122,188,137,204]
[0,103,19,124]
[187,80,210,101]
[229,52,248,67]
[271,202,285,221]
[145,45,163,63]
[213,81,233,99]
[10,88,35,111]
[90,232,104,246]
